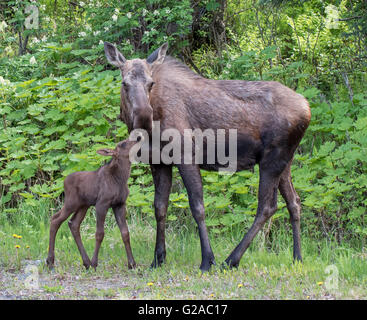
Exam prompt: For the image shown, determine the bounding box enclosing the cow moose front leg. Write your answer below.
[177,164,215,271]
[150,164,172,268]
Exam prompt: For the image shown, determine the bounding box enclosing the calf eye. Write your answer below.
[120,142,126,148]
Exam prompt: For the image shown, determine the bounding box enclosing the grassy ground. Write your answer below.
[0,201,366,300]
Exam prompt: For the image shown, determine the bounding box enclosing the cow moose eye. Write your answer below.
[147,81,155,91]
[122,81,129,89]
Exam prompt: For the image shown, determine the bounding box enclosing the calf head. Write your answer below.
[97,132,145,164]
[97,139,139,162]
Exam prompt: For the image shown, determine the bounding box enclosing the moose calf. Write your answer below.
[46,139,139,270]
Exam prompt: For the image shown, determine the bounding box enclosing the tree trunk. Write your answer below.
[190,0,227,55]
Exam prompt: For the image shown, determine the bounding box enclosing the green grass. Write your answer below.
[0,200,366,300]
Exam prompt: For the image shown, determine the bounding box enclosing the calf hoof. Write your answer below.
[90,260,98,271]
[82,260,92,270]
[90,264,97,271]
[84,263,91,270]
[128,262,137,270]
[46,257,54,269]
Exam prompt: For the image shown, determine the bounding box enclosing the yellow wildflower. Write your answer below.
[15,245,20,249]
[317,281,324,286]
[147,282,154,287]
[209,293,215,298]
[238,283,243,288]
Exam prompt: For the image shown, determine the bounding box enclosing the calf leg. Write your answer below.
[113,204,136,269]
[279,164,302,262]
[46,205,74,268]
[150,164,172,268]
[225,167,280,268]
[91,204,108,270]
[177,164,215,271]
[68,206,91,269]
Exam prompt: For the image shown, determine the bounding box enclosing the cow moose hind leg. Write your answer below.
[224,162,283,269]
[278,163,303,262]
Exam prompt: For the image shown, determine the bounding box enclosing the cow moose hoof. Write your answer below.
[150,252,166,269]
[221,260,239,270]
[199,258,216,272]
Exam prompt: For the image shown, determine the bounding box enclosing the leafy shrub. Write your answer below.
[0,0,366,248]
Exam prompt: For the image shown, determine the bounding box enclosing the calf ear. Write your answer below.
[147,42,168,67]
[104,41,126,68]
[97,148,116,157]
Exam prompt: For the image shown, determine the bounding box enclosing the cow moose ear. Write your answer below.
[147,42,168,68]
[97,148,116,157]
[104,41,126,68]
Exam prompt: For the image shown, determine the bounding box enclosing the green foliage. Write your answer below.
[0,47,125,206]
[293,89,367,242]
[0,0,366,248]
[0,0,193,61]
[79,0,193,52]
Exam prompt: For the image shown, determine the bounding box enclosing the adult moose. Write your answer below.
[104,42,311,271]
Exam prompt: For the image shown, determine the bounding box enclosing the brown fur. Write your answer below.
[148,57,310,138]
[104,43,311,271]
[46,140,137,270]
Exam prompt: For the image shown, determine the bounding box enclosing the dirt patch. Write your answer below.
[0,260,132,300]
